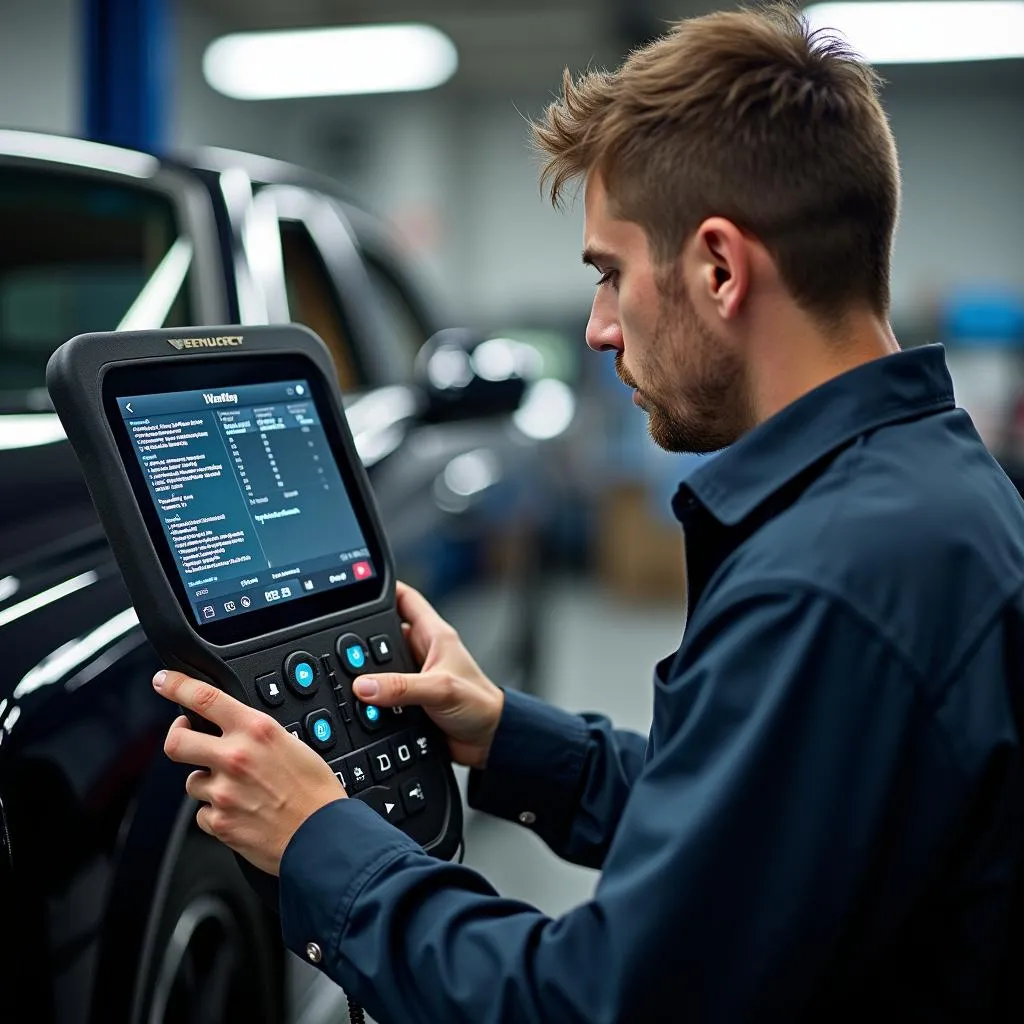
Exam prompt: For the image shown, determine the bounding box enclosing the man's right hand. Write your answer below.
[352,581,505,771]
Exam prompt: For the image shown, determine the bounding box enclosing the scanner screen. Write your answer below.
[116,378,375,628]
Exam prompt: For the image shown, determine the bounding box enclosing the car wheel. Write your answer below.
[137,832,284,1024]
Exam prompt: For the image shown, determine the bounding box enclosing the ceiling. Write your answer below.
[187,0,1024,99]
[188,0,714,96]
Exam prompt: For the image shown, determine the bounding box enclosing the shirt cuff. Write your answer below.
[278,797,420,964]
[467,688,589,837]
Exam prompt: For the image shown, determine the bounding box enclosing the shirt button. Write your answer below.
[518,811,536,825]
[305,941,322,964]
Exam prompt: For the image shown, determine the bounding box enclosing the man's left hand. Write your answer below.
[154,670,346,876]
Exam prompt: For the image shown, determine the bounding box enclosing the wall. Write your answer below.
[0,0,80,134]
[885,63,1024,325]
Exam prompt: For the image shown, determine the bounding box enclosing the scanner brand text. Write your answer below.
[166,335,244,351]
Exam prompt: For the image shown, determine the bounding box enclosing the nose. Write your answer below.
[586,291,623,353]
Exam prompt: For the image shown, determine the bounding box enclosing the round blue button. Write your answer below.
[313,718,332,742]
[294,662,314,688]
[346,645,366,670]
[365,705,380,722]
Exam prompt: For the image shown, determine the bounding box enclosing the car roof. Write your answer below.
[0,128,391,247]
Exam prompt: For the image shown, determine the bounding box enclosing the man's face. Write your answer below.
[583,174,751,453]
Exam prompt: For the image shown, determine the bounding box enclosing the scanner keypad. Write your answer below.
[229,610,451,850]
[283,651,320,698]
[304,709,338,752]
[369,634,394,664]
[357,701,385,731]
[255,671,285,708]
[336,633,369,674]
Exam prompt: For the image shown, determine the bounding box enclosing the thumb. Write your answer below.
[353,670,452,712]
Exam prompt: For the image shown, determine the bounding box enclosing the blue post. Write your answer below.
[83,0,169,152]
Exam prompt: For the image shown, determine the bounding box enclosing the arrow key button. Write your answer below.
[354,785,406,824]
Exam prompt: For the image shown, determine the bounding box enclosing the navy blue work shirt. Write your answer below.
[278,345,1024,1022]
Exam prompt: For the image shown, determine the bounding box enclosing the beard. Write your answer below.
[616,277,752,454]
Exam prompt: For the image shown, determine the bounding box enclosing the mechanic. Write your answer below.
[153,5,1024,1021]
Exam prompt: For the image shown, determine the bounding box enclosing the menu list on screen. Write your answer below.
[118,379,374,625]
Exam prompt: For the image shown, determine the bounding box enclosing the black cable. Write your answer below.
[456,836,466,864]
[347,992,367,1024]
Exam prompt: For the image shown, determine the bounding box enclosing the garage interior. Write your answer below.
[0,1,1022,1022]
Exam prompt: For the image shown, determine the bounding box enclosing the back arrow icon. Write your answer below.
[125,403,133,414]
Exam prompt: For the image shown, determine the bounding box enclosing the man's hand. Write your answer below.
[153,671,345,876]
[352,582,505,770]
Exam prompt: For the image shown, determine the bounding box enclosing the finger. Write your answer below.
[399,621,423,667]
[353,670,454,710]
[153,670,247,731]
[185,768,214,803]
[196,802,218,838]
[395,582,453,660]
[164,715,228,768]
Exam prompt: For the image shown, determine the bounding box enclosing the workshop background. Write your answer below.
[0,0,1021,1020]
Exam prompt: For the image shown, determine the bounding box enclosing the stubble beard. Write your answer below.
[617,281,751,454]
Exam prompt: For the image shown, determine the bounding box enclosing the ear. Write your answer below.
[691,218,750,321]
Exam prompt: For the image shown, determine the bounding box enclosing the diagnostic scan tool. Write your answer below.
[47,324,462,859]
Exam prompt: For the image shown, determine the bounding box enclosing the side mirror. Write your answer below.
[414,328,532,423]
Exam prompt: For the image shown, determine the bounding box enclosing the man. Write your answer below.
[154,5,1024,1021]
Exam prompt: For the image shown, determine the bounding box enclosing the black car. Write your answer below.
[0,130,574,1023]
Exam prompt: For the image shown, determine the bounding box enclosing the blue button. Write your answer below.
[294,662,314,688]
[365,705,380,722]
[346,645,366,670]
[313,718,332,742]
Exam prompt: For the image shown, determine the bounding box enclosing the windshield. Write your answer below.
[0,166,194,409]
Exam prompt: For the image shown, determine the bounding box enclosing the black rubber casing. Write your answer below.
[46,323,462,861]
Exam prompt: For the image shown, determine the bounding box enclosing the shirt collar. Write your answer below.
[673,344,955,527]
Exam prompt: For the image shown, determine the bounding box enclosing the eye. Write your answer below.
[596,269,618,289]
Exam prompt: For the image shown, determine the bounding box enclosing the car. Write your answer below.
[0,129,576,1023]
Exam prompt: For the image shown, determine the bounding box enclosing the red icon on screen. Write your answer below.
[352,561,372,580]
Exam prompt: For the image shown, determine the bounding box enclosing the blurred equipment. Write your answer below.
[942,288,1024,487]
[597,482,685,604]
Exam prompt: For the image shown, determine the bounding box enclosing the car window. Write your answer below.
[0,166,193,394]
[278,219,362,393]
[362,257,429,380]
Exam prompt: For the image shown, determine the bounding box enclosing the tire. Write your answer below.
[136,832,285,1024]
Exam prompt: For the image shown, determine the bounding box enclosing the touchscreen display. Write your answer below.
[116,378,375,627]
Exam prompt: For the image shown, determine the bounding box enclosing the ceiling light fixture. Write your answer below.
[203,23,458,99]
[804,1,1024,63]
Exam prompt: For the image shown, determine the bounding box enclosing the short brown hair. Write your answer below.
[533,3,900,320]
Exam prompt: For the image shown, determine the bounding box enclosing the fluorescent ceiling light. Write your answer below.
[804,1,1024,63]
[204,23,458,99]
